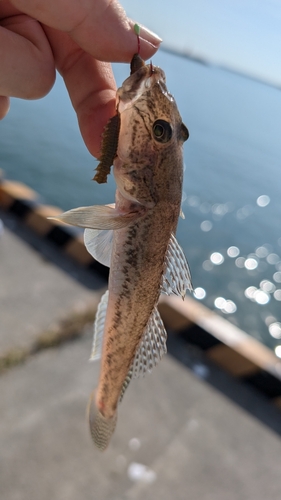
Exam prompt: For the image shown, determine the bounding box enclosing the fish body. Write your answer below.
[54,55,191,450]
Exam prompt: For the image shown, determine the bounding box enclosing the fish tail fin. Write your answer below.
[87,390,117,451]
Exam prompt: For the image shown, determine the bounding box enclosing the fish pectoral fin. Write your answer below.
[84,228,113,267]
[131,306,167,379]
[48,204,138,230]
[161,233,193,298]
[90,290,109,361]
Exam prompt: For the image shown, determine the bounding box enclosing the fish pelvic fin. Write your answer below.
[87,390,117,451]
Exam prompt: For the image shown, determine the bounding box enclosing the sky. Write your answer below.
[121,0,281,87]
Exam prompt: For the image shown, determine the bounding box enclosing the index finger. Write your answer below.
[43,26,117,158]
[10,0,162,61]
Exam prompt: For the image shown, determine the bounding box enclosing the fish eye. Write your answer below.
[181,123,189,142]
[152,119,173,143]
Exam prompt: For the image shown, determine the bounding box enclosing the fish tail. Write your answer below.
[87,390,117,451]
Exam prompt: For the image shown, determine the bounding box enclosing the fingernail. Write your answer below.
[134,23,162,45]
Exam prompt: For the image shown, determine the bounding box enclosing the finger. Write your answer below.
[0,15,55,98]
[44,26,116,158]
[10,0,162,61]
[0,96,10,119]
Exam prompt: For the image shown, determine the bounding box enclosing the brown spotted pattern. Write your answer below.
[95,61,189,419]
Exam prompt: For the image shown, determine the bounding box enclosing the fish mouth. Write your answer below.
[117,55,169,114]
[130,53,146,75]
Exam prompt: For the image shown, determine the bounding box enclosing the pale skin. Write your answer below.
[0,0,161,158]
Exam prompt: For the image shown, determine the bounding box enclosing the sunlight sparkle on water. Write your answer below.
[214,297,226,309]
[256,195,270,207]
[222,300,237,314]
[275,346,281,358]
[212,203,228,217]
[214,297,237,314]
[210,252,224,265]
[200,220,213,232]
[260,280,275,293]
[265,315,277,327]
[255,246,269,258]
[244,258,258,270]
[269,322,281,339]
[199,202,211,213]
[273,272,281,283]
[235,257,245,268]
[236,205,254,220]
[227,246,240,258]
[202,260,214,271]
[244,286,257,300]
[254,290,270,305]
[187,195,200,207]
[194,287,206,300]
[267,253,280,265]
[273,290,281,301]
[245,287,270,304]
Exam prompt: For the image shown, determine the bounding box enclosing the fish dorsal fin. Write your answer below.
[161,233,193,298]
[90,290,109,361]
[84,228,113,267]
[131,306,167,379]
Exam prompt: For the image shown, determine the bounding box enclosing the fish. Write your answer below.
[52,54,192,450]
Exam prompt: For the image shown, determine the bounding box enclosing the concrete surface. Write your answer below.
[1,332,281,500]
[0,213,104,352]
[1,213,281,500]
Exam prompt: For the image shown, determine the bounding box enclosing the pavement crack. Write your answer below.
[0,304,97,375]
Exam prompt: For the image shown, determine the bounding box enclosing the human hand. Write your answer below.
[0,0,161,157]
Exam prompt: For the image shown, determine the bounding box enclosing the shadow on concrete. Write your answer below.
[167,332,281,437]
[1,210,108,291]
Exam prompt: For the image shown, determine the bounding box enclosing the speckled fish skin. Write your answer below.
[52,56,190,450]
[93,61,188,435]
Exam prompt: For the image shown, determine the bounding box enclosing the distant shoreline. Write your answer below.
[160,44,281,91]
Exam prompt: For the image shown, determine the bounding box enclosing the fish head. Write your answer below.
[114,56,189,208]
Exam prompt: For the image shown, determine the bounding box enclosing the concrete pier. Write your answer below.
[1,181,281,500]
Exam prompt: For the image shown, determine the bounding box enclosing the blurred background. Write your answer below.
[0,1,281,348]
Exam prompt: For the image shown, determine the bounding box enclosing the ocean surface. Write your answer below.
[1,49,281,353]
